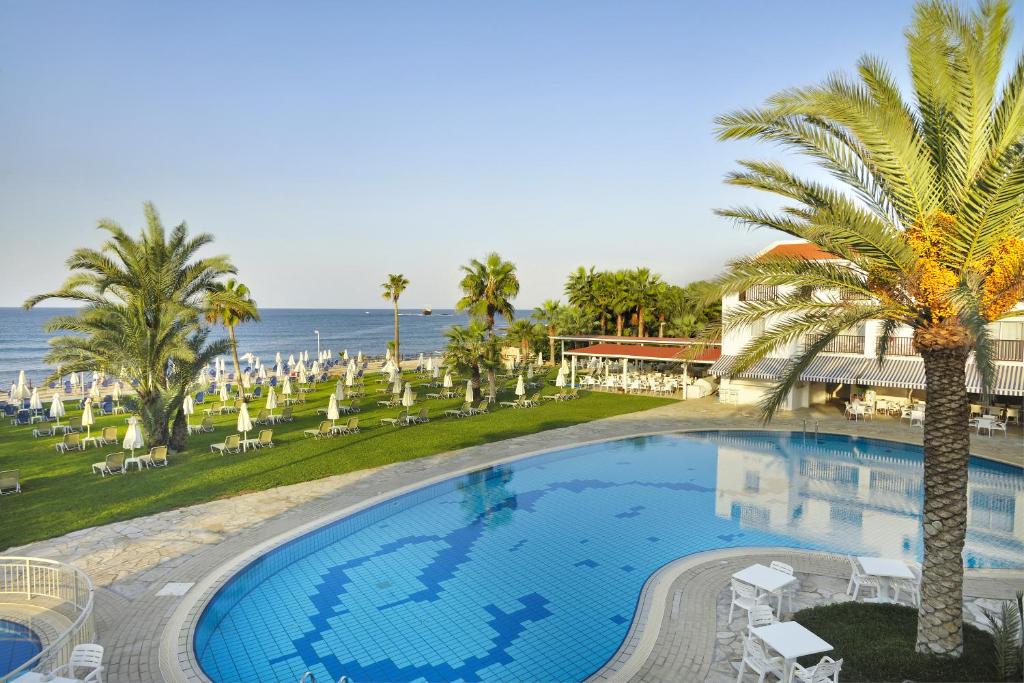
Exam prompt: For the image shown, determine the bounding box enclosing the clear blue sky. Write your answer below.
[2,1,1021,309]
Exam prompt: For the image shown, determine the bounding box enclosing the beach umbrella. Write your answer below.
[464,380,474,404]
[537,351,543,366]
[182,394,195,428]
[385,348,392,361]
[345,366,355,387]
[258,365,268,380]
[335,381,346,400]
[527,364,534,379]
[311,360,321,375]
[426,356,434,372]
[515,375,525,397]
[69,372,78,388]
[112,383,122,404]
[49,391,65,425]
[8,382,16,402]
[555,368,566,388]
[219,383,230,403]
[298,366,308,384]
[265,386,278,415]
[123,415,143,456]
[16,370,27,400]
[343,349,349,361]
[326,394,340,428]
[288,354,296,369]
[357,351,363,364]
[443,372,453,389]
[276,363,284,380]
[237,401,253,447]
[432,365,440,379]
[560,357,569,373]
[81,398,95,438]
[418,353,425,369]
[392,377,403,396]
[29,387,42,411]
[242,373,252,390]
[275,352,283,369]
[402,383,415,408]
[89,382,101,400]
[282,377,293,396]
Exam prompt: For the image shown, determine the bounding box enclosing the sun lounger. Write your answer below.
[210,435,241,455]
[0,470,20,494]
[500,397,526,408]
[412,407,430,423]
[98,425,118,446]
[256,429,274,447]
[279,406,294,422]
[92,451,126,476]
[140,445,168,468]
[338,417,360,434]
[380,410,409,427]
[444,403,472,418]
[56,432,84,453]
[524,392,541,407]
[304,421,334,439]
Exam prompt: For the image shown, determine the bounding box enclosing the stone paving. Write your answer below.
[3,397,1022,682]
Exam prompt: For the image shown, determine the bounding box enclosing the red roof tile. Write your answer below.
[568,343,721,363]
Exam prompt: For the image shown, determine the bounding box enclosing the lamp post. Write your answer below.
[314,329,321,360]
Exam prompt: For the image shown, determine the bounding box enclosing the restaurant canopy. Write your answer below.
[565,342,721,364]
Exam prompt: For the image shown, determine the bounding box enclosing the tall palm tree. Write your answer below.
[506,318,544,366]
[629,268,663,337]
[456,253,520,399]
[204,279,259,397]
[713,0,1024,657]
[532,299,563,365]
[168,328,228,451]
[610,270,634,336]
[443,321,491,389]
[565,266,597,321]
[592,272,616,334]
[381,274,410,362]
[25,202,236,445]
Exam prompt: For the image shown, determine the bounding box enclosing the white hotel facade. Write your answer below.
[709,241,1024,410]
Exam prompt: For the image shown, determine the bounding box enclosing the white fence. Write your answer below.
[0,556,95,682]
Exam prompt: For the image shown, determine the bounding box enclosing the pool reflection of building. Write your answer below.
[710,433,1023,567]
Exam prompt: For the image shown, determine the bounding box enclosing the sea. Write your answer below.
[0,307,470,387]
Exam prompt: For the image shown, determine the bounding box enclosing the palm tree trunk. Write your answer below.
[659,319,665,337]
[228,325,243,398]
[616,314,624,336]
[393,300,400,362]
[548,329,556,367]
[169,408,188,452]
[140,391,168,447]
[638,307,645,338]
[915,344,970,656]
[600,313,607,334]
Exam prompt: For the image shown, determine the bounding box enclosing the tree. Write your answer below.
[381,274,410,362]
[592,272,616,333]
[532,299,563,365]
[168,328,228,452]
[713,0,1024,656]
[443,321,491,389]
[204,279,259,397]
[557,305,596,336]
[610,270,634,336]
[506,318,544,366]
[456,253,520,398]
[565,266,597,320]
[629,268,663,337]
[25,202,236,445]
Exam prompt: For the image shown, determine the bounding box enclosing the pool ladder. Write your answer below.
[801,420,820,444]
[299,674,352,683]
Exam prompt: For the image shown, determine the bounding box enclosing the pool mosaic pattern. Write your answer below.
[0,619,41,678]
[195,432,1024,682]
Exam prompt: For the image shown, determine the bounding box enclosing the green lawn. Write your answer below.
[0,371,670,549]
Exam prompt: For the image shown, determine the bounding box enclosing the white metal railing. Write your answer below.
[0,556,95,682]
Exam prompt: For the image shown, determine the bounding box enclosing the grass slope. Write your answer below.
[0,371,669,549]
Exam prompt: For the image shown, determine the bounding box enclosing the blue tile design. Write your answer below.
[195,432,1024,683]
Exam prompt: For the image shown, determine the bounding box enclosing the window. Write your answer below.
[744,470,760,493]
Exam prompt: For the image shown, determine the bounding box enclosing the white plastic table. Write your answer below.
[857,556,913,603]
[733,563,797,611]
[751,621,832,683]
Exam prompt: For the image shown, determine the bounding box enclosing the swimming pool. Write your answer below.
[194,431,1023,682]
[0,619,41,678]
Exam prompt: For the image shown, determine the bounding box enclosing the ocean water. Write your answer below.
[0,307,469,387]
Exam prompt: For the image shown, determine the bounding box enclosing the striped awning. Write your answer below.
[858,358,927,390]
[799,356,867,384]
[965,362,1024,397]
[707,355,790,380]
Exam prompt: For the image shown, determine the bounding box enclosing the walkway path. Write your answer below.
[6,398,1022,682]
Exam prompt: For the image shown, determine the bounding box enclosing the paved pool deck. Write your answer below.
[5,397,1022,682]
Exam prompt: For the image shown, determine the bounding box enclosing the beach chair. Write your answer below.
[210,434,241,455]
[92,452,126,477]
[412,407,430,423]
[467,400,489,416]
[304,420,334,439]
[524,392,541,407]
[0,470,20,494]
[499,396,526,408]
[376,397,400,408]
[254,408,271,425]
[380,410,409,427]
[279,406,294,422]
[292,391,307,405]
[256,429,274,448]
[140,445,168,468]
[339,417,360,434]
[565,388,580,400]
[47,644,104,683]
[542,392,563,402]
[200,416,216,433]
[98,425,118,446]
[56,432,84,453]
[444,403,472,418]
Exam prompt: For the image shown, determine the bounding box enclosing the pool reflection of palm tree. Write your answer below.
[458,465,517,528]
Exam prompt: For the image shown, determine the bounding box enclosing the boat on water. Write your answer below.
[422,306,432,316]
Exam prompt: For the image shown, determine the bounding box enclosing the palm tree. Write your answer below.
[592,272,616,333]
[443,321,491,389]
[532,299,563,365]
[506,318,544,366]
[557,305,596,336]
[456,253,520,398]
[629,268,663,337]
[168,328,228,451]
[204,279,259,397]
[565,266,597,321]
[381,274,410,362]
[610,270,634,336]
[713,0,1024,657]
[25,202,236,445]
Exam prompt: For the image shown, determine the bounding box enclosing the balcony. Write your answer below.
[739,285,778,302]
[879,337,1024,361]
[805,334,865,354]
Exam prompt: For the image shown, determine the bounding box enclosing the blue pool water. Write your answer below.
[195,431,1024,683]
[0,619,41,678]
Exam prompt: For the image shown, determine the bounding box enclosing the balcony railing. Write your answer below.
[739,285,778,302]
[878,337,1024,361]
[805,334,865,354]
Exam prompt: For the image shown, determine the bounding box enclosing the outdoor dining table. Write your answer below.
[732,563,797,612]
[857,556,913,603]
[751,620,832,683]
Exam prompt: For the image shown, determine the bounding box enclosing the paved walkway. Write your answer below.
[5,398,1022,682]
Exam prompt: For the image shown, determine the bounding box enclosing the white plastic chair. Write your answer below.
[49,643,104,682]
[728,579,765,624]
[978,417,1007,437]
[735,635,784,683]
[909,409,925,427]
[768,560,798,613]
[846,555,879,600]
[792,655,843,683]
[1005,407,1020,424]
[746,604,777,634]
[892,562,922,606]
